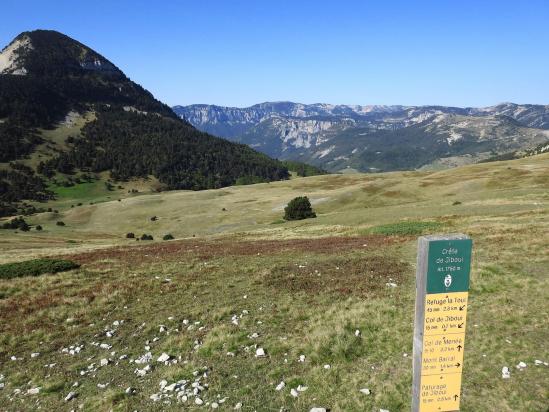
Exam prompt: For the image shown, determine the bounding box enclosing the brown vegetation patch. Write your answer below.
[265,255,409,297]
[67,235,402,267]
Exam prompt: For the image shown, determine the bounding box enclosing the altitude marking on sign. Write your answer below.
[412,234,472,412]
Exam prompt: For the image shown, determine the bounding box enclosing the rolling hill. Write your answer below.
[0,153,547,411]
[0,30,290,217]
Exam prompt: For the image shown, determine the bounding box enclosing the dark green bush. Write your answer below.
[56,221,65,226]
[126,232,135,239]
[163,234,174,240]
[1,216,30,231]
[141,234,153,241]
[35,225,43,231]
[283,196,316,221]
[0,258,80,279]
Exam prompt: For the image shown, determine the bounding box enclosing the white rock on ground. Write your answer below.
[255,347,266,357]
[157,353,171,362]
[64,392,77,401]
[360,388,371,395]
[234,402,242,409]
[310,408,327,412]
[516,361,527,370]
[195,397,204,405]
[100,358,109,366]
[324,364,331,369]
[355,329,361,337]
[299,354,306,362]
[135,364,151,376]
[502,366,511,379]
[275,381,285,391]
[290,388,299,397]
[297,385,308,392]
[135,352,152,364]
[27,387,40,395]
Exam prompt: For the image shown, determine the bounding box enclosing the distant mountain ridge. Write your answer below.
[0,30,289,216]
[173,102,549,172]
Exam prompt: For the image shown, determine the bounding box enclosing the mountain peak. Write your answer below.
[0,29,122,77]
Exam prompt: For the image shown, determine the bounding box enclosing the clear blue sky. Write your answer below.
[2,0,548,108]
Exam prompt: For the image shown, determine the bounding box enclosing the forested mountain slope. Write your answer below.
[0,30,289,216]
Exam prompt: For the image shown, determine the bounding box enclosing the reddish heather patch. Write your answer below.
[66,235,404,267]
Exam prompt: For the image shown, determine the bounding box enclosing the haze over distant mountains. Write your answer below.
[173,102,549,172]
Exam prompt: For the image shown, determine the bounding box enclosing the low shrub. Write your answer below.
[283,196,316,221]
[141,234,154,241]
[0,258,80,279]
[126,232,135,239]
[56,221,65,226]
[1,217,30,231]
[35,225,43,231]
[163,234,174,240]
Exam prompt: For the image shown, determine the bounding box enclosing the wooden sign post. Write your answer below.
[412,234,472,412]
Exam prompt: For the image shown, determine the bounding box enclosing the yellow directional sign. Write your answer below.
[412,236,472,412]
[419,291,468,411]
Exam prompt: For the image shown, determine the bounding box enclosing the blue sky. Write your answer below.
[1,0,548,107]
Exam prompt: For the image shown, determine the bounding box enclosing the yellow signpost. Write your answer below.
[412,235,472,412]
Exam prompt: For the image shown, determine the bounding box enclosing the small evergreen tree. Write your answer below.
[163,234,174,240]
[35,225,43,231]
[283,196,316,221]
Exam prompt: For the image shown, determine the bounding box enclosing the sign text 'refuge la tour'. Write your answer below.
[412,235,472,412]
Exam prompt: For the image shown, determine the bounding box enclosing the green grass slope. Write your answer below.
[0,154,547,411]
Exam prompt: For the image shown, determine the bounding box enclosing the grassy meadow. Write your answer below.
[0,154,548,411]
